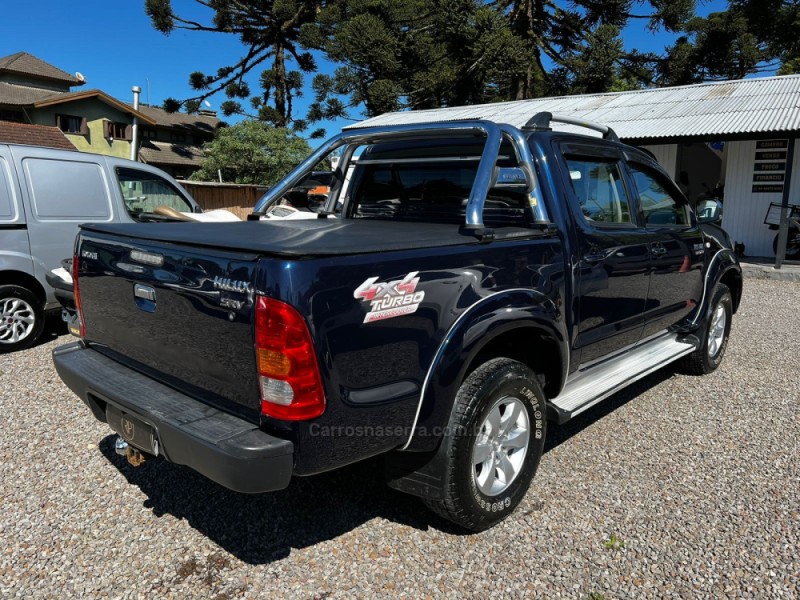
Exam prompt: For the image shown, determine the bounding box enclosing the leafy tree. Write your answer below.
[144,0,341,136]
[658,0,800,85]
[147,0,800,131]
[497,0,695,99]
[306,0,528,115]
[191,121,312,185]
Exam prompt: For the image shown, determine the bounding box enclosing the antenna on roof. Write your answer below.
[75,72,86,83]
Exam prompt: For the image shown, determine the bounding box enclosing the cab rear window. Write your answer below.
[347,138,531,227]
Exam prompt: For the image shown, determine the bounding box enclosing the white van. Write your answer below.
[0,143,202,351]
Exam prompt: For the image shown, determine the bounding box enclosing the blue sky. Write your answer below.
[1,0,731,138]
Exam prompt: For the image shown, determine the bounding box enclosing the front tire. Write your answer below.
[423,358,547,531]
[0,285,44,353]
[679,283,732,375]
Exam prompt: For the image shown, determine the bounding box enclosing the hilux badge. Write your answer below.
[354,271,425,323]
[213,276,252,294]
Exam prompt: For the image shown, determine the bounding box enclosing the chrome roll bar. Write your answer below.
[251,119,550,227]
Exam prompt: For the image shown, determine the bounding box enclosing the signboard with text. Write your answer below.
[753,140,788,193]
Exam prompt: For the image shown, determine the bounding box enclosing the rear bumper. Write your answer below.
[53,342,294,493]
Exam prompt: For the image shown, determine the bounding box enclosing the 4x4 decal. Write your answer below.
[354,271,425,323]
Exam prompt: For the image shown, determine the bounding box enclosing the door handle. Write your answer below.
[582,252,606,264]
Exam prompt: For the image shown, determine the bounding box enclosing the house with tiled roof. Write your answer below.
[0,52,222,176]
[0,121,76,151]
[136,104,222,179]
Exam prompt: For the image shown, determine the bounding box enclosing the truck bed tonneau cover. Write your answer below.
[80,219,487,257]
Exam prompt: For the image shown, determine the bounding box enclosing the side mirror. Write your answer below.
[697,199,723,224]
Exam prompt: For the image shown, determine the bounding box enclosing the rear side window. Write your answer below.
[565,158,632,225]
[116,167,193,215]
[0,156,17,221]
[630,165,690,227]
[24,158,110,220]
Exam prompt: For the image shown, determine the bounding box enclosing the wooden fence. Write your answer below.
[179,181,269,220]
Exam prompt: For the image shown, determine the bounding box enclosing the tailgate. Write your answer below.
[77,231,261,421]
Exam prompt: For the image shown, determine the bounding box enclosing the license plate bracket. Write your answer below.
[106,405,160,456]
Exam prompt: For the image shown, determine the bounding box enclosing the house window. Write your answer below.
[56,114,88,135]
[141,128,157,139]
[0,110,24,123]
[170,132,187,143]
[103,120,131,141]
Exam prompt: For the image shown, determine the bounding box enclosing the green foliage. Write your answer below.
[146,0,323,131]
[191,121,312,186]
[602,534,626,550]
[659,0,800,85]
[149,0,800,133]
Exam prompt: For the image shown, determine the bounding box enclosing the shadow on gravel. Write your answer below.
[98,435,450,564]
[544,368,675,453]
[31,314,69,349]
[97,367,677,563]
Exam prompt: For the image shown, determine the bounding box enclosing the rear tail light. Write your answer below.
[72,254,86,338]
[254,296,325,420]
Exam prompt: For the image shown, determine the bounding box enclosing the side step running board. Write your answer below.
[550,333,698,423]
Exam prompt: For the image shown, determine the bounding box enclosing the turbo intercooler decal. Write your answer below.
[354,271,425,323]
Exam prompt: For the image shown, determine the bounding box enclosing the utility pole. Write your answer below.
[774,138,796,269]
[130,86,141,162]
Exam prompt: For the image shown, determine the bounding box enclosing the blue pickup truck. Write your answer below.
[53,114,742,531]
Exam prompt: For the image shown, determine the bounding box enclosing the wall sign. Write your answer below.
[754,162,785,172]
[753,173,785,183]
[753,139,788,193]
[756,140,789,150]
[755,150,787,161]
[752,184,785,193]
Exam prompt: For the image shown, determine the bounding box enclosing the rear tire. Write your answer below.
[678,283,732,375]
[423,358,547,531]
[0,284,44,353]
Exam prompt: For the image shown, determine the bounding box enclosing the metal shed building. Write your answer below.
[355,75,800,259]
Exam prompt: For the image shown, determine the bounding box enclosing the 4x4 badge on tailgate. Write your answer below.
[354,271,425,323]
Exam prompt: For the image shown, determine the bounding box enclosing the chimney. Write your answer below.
[198,109,217,118]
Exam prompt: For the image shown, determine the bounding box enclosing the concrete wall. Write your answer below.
[722,139,800,257]
[30,98,132,158]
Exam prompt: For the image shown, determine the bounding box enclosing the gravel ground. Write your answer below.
[1,278,798,599]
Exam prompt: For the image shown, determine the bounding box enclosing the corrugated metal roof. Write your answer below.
[348,75,800,140]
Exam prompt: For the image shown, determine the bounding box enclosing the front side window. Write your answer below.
[630,165,690,227]
[565,158,632,225]
[116,167,193,216]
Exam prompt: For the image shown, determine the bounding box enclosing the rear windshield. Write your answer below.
[346,143,531,227]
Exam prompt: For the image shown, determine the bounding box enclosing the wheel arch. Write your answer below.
[402,289,568,453]
[0,269,47,304]
[718,266,742,314]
